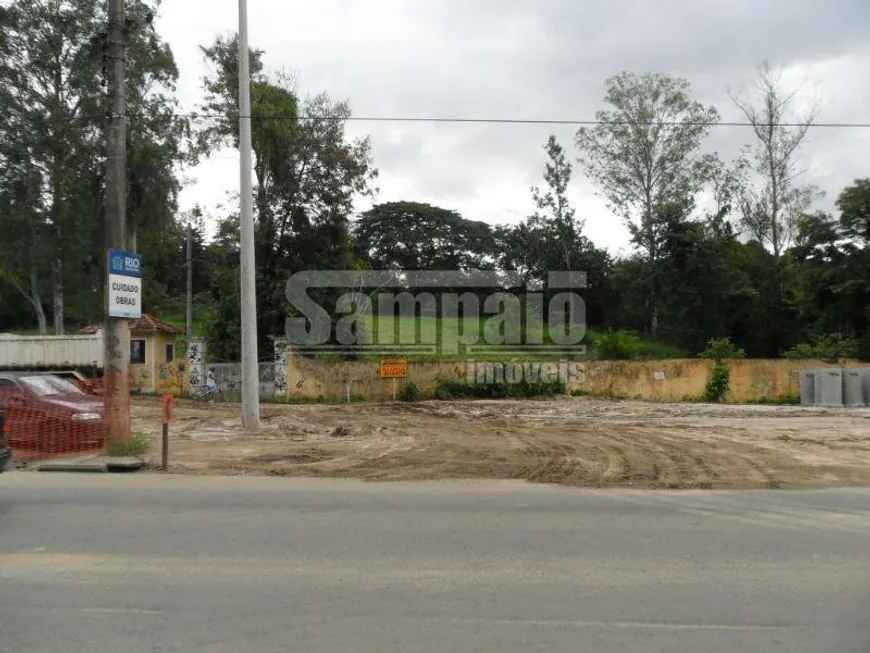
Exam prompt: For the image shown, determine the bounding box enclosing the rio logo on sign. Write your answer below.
[107,248,142,319]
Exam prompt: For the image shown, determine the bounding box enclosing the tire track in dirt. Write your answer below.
[136,398,870,489]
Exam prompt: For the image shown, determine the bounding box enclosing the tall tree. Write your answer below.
[0,0,185,333]
[195,35,378,357]
[0,0,103,333]
[729,62,821,263]
[498,137,613,328]
[576,72,719,337]
[528,136,582,276]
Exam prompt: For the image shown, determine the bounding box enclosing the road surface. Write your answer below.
[1,473,869,652]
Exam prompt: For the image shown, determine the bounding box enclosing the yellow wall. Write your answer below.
[154,331,184,395]
[285,356,864,403]
[129,331,182,394]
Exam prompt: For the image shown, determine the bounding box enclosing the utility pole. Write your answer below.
[104,0,131,443]
[238,0,260,429]
[185,223,193,351]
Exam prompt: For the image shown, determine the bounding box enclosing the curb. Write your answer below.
[38,460,108,473]
[36,456,144,474]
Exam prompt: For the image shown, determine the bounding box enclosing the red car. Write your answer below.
[0,373,106,455]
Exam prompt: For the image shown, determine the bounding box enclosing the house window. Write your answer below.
[130,339,146,365]
[165,343,175,363]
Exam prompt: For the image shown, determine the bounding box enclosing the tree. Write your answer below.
[729,62,821,263]
[789,179,870,358]
[195,35,378,357]
[529,136,582,275]
[497,137,613,328]
[0,146,49,332]
[0,0,185,333]
[836,177,870,246]
[0,0,103,333]
[354,201,494,271]
[576,72,719,337]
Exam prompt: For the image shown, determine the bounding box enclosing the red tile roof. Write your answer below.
[78,314,183,335]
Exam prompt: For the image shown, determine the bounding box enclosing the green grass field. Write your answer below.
[311,315,687,362]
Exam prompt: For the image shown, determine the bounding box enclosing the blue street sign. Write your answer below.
[108,248,142,278]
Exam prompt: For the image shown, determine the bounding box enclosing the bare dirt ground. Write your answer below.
[131,396,870,489]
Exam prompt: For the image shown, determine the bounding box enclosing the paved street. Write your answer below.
[1,473,869,652]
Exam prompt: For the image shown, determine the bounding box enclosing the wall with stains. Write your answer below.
[284,356,866,403]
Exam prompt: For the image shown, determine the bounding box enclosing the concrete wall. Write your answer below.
[288,357,467,402]
[284,356,866,403]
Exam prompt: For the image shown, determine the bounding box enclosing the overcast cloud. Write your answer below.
[156,0,870,255]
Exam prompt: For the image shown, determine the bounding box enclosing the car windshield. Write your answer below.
[21,376,84,396]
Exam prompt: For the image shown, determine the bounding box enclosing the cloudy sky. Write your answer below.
[156,0,870,256]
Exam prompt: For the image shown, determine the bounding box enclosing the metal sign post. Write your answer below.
[161,394,174,470]
[380,359,408,401]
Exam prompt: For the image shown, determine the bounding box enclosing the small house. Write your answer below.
[79,314,183,394]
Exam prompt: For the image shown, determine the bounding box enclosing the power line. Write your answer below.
[10,111,870,129]
[222,115,870,129]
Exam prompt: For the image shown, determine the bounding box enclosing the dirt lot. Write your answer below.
[131,396,870,489]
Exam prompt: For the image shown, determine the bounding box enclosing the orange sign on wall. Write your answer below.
[161,394,174,424]
[379,359,408,379]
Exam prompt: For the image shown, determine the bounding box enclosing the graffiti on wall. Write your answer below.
[188,339,205,394]
[274,339,288,397]
[156,363,182,395]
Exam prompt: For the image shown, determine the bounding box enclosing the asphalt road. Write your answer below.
[1,473,869,653]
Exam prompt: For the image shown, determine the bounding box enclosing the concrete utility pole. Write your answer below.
[238,0,260,429]
[185,223,193,351]
[104,0,131,442]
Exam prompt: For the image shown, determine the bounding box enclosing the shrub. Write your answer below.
[784,333,859,362]
[107,433,151,457]
[744,394,800,405]
[704,361,731,403]
[698,337,745,360]
[434,379,565,400]
[398,381,421,402]
[594,329,640,360]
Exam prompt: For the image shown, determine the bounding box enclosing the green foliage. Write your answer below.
[698,337,746,359]
[194,37,377,358]
[434,379,565,400]
[0,10,868,372]
[107,433,151,458]
[576,72,720,338]
[704,361,731,403]
[784,333,859,362]
[744,394,800,405]
[594,330,640,360]
[354,202,494,270]
[635,340,689,360]
[0,0,186,334]
[398,381,421,402]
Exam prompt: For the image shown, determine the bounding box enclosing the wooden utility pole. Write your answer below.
[104,0,131,443]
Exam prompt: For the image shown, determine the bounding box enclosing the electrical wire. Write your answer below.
[6,111,870,129]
